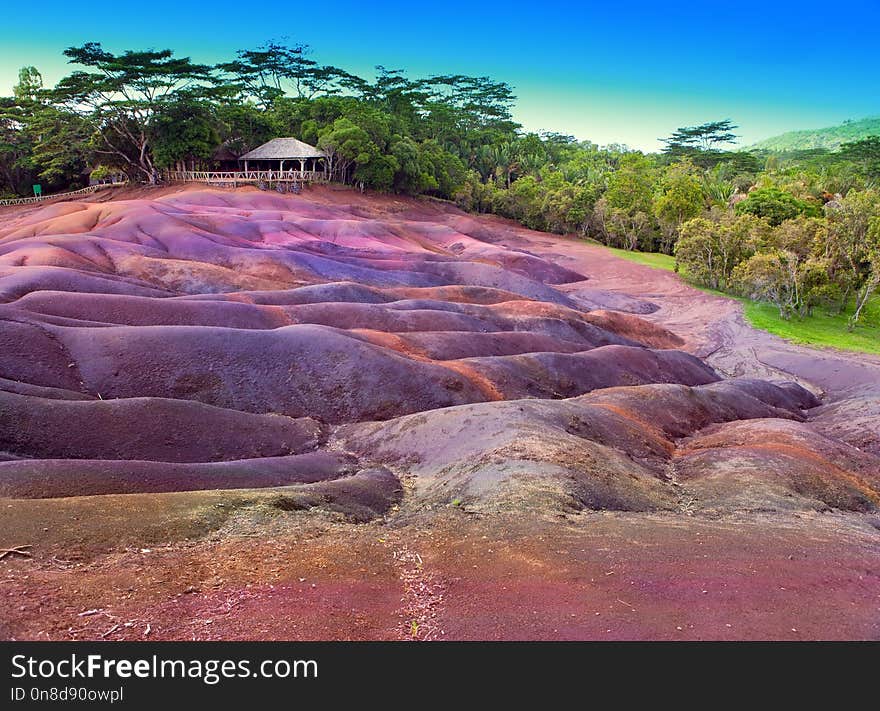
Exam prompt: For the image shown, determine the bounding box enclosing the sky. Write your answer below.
[2,0,878,151]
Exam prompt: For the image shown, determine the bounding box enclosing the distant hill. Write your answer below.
[748,116,880,152]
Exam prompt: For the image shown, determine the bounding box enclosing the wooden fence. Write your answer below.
[1,170,328,208]
[0,183,125,207]
[165,170,328,187]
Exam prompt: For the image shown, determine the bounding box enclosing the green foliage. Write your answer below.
[748,116,880,152]
[653,161,704,252]
[215,41,353,106]
[661,119,739,154]
[389,136,465,196]
[600,153,658,250]
[675,190,880,333]
[216,102,275,157]
[732,250,829,319]
[837,136,880,181]
[734,186,822,225]
[824,190,880,327]
[0,66,91,194]
[674,212,770,290]
[52,42,213,183]
[149,99,220,168]
[318,117,379,183]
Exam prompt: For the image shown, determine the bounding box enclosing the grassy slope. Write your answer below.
[603,246,677,271]
[743,298,880,354]
[748,116,880,152]
[604,246,880,355]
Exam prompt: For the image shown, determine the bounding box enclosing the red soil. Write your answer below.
[1,184,878,640]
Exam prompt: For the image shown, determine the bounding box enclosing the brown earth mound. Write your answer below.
[2,185,879,641]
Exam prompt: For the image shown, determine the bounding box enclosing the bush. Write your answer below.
[734,186,821,226]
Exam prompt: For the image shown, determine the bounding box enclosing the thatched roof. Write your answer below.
[238,138,325,161]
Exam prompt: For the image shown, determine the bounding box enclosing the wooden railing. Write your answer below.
[165,170,328,185]
[0,183,125,207]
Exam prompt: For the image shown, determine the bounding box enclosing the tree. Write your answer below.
[837,136,880,181]
[851,216,880,327]
[771,216,827,260]
[823,190,880,327]
[27,105,92,186]
[317,117,379,183]
[389,136,430,193]
[215,41,353,106]
[420,75,516,130]
[216,102,275,157]
[731,216,830,318]
[653,161,704,252]
[601,153,657,250]
[13,66,43,103]
[732,250,828,319]
[0,67,91,195]
[411,139,466,198]
[453,169,499,213]
[486,142,519,188]
[0,67,48,194]
[734,186,821,225]
[149,99,219,169]
[661,120,739,155]
[674,213,769,290]
[52,43,213,183]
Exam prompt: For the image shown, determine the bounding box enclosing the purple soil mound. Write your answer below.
[568,287,660,314]
[458,346,719,400]
[676,418,880,512]
[334,378,828,512]
[0,187,872,514]
[0,451,357,498]
[0,390,321,462]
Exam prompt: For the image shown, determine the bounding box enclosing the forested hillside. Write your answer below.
[749,116,880,152]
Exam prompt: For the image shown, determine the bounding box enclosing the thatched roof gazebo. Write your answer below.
[238,138,327,174]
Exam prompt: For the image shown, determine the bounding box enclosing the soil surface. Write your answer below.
[1,184,878,640]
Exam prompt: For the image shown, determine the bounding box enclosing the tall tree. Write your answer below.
[824,190,880,327]
[216,41,353,106]
[661,120,739,155]
[0,69,40,194]
[52,43,213,183]
[600,153,657,250]
[653,160,704,252]
[0,67,90,194]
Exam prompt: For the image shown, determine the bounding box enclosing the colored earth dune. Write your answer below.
[1,185,878,640]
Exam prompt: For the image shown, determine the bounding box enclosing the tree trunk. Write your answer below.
[849,277,878,330]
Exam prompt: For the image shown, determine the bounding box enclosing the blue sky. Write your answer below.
[2,0,878,151]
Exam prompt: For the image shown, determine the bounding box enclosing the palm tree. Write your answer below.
[489,142,519,188]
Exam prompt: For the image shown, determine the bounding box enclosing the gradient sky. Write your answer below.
[2,0,878,151]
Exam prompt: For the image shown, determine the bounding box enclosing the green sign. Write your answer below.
[32,184,42,197]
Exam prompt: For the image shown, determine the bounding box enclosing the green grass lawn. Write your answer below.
[602,245,677,271]
[595,243,880,355]
[743,297,880,354]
